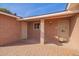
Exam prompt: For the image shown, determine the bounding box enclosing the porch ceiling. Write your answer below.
[19,11,78,21]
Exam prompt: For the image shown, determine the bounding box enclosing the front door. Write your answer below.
[58,19,69,42]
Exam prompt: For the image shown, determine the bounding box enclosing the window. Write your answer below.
[33,23,40,30]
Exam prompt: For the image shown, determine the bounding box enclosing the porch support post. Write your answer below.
[40,19,45,44]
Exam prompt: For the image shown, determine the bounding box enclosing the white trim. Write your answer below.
[33,22,40,30]
[0,11,20,19]
[66,3,71,10]
[20,11,78,21]
[40,19,44,44]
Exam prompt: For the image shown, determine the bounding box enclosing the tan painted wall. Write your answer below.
[64,15,79,50]
[0,14,21,45]
[68,3,79,11]
[27,21,40,41]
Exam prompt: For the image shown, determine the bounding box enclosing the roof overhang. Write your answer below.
[19,11,78,21]
[0,11,20,19]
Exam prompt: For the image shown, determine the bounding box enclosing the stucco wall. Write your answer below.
[0,14,21,45]
[64,14,79,50]
[68,3,79,11]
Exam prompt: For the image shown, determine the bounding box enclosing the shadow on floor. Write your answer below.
[1,39,40,47]
[0,38,63,47]
[45,38,63,46]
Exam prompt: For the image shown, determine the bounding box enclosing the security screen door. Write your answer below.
[58,19,69,42]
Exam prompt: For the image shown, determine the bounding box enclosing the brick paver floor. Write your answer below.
[0,39,79,56]
[0,43,79,56]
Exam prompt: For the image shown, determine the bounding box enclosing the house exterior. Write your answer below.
[0,3,79,50]
[0,12,21,45]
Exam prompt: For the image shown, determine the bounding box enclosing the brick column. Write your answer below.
[40,19,45,44]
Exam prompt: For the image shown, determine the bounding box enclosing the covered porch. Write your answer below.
[20,11,75,45]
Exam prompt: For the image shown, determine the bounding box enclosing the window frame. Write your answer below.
[33,22,40,30]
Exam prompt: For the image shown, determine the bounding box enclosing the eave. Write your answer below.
[19,11,78,21]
